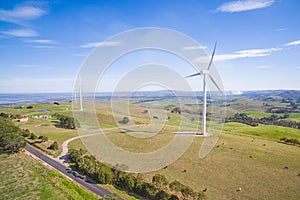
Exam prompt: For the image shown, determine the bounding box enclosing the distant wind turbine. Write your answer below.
[74,76,83,111]
[185,42,223,135]
[79,77,83,111]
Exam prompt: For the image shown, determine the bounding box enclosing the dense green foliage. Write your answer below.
[68,148,205,200]
[226,113,300,129]
[54,113,80,129]
[0,117,26,153]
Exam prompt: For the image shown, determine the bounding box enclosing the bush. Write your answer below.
[21,129,31,137]
[169,180,184,192]
[152,174,168,189]
[38,135,48,142]
[30,132,37,140]
[49,141,58,150]
[280,137,300,145]
[119,117,129,124]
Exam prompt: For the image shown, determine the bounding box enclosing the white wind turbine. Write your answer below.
[74,76,83,111]
[185,42,223,135]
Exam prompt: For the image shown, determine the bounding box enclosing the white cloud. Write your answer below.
[275,28,287,32]
[0,5,46,25]
[257,65,270,69]
[296,67,300,69]
[25,39,59,44]
[80,41,122,48]
[182,45,207,50]
[1,29,38,37]
[194,47,281,62]
[285,40,300,46]
[217,0,275,13]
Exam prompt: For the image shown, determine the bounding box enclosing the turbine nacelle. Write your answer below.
[200,70,209,75]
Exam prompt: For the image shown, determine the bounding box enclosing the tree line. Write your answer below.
[0,115,26,153]
[68,149,205,200]
[226,113,300,129]
[0,112,59,153]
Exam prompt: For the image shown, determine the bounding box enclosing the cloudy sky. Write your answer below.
[0,0,299,93]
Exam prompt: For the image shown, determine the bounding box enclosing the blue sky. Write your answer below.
[0,0,299,93]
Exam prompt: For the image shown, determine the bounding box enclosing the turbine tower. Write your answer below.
[78,81,83,111]
[74,76,83,111]
[186,42,223,135]
[79,77,83,111]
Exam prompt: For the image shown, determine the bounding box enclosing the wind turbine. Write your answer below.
[74,76,83,111]
[185,42,223,135]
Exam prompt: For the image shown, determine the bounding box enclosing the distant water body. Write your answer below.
[0,93,73,107]
[0,91,202,107]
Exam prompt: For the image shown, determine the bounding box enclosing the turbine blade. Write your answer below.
[207,41,217,71]
[208,74,224,96]
[185,72,201,78]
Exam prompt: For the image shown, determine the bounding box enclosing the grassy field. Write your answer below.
[133,134,300,200]
[289,113,300,122]
[223,122,300,141]
[69,125,300,199]
[1,100,300,199]
[0,152,98,200]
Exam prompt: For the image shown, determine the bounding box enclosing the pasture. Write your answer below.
[1,95,300,199]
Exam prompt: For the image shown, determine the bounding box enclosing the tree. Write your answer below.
[49,141,58,150]
[116,174,135,191]
[68,148,85,162]
[96,166,114,184]
[54,113,80,129]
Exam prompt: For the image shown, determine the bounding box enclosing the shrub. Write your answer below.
[38,135,48,142]
[119,117,129,124]
[49,141,58,150]
[30,132,37,140]
[152,174,168,189]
